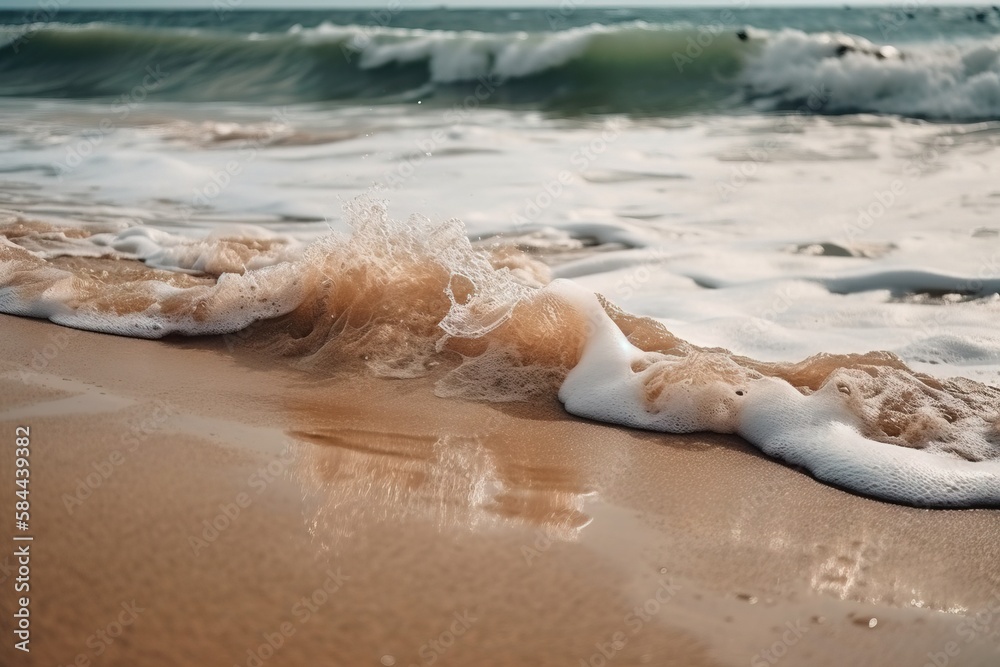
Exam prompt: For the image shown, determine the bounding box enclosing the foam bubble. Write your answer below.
[0,224,305,338]
[2,200,998,506]
[552,279,1000,507]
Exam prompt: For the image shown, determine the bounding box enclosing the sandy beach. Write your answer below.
[1,312,998,667]
[3,4,1000,666]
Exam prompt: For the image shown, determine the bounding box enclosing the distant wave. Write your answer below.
[1,21,1000,119]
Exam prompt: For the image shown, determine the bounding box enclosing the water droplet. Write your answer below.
[380,656,396,666]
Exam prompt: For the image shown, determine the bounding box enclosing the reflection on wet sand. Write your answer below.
[726,482,986,615]
[288,420,595,548]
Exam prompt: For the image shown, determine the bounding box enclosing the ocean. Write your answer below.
[1,6,999,507]
[3,6,1000,115]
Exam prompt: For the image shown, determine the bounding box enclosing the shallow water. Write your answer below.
[2,8,1000,506]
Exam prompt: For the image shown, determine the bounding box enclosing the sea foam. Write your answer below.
[2,201,999,506]
[552,279,1000,507]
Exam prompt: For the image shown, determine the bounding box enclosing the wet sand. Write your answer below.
[1,313,998,667]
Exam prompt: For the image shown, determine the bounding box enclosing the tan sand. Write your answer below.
[1,313,998,667]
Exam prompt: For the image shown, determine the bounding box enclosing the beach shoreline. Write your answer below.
[3,5,1000,665]
[1,312,998,666]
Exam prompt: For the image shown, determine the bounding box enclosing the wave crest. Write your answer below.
[3,21,999,119]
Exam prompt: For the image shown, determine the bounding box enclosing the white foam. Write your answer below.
[60,262,304,338]
[103,225,302,274]
[739,380,1000,507]
[0,231,306,338]
[551,279,1000,508]
[743,29,1000,120]
[310,22,601,84]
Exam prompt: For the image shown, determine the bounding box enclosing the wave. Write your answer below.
[2,21,1000,119]
[2,201,999,508]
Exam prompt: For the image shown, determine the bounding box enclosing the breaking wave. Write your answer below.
[2,200,999,507]
[2,21,1000,119]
